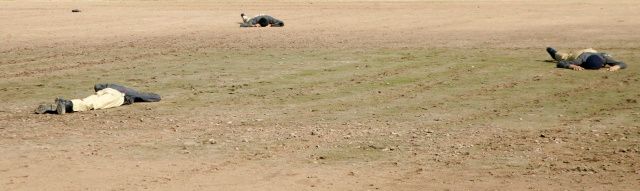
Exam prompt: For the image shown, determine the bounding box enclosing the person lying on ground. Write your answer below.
[546,47,627,71]
[35,83,161,115]
[240,13,284,27]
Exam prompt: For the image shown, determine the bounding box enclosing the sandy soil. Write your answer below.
[1,0,639,190]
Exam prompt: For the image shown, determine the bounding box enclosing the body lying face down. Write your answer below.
[546,47,627,71]
[240,14,284,27]
[35,83,161,115]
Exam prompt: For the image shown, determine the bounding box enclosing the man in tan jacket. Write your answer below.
[35,83,161,114]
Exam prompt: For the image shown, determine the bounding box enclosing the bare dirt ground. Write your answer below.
[1,0,639,190]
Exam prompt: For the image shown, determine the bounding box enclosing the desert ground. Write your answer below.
[1,0,639,190]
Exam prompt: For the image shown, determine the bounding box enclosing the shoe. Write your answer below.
[35,104,56,114]
[55,98,72,115]
[55,98,66,115]
[546,47,557,60]
[241,13,245,17]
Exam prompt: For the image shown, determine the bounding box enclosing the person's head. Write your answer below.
[94,83,108,92]
[583,55,605,69]
[258,18,269,27]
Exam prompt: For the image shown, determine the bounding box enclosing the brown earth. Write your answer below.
[1,0,639,190]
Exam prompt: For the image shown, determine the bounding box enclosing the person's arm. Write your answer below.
[271,18,284,27]
[104,83,133,95]
[557,60,584,70]
[132,92,161,102]
[603,55,627,71]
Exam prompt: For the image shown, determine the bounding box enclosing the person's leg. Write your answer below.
[241,13,251,23]
[70,88,125,112]
[547,47,572,61]
[572,48,597,56]
[554,49,570,61]
[555,52,569,61]
[240,13,255,27]
[70,94,98,112]
[546,47,558,60]
[35,103,56,114]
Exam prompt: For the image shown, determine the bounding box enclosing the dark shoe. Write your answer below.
[546,47,557,60]
[35,104,56,114]
[241,13,245,17]
[55,98,73,115]
[55,98,66,114]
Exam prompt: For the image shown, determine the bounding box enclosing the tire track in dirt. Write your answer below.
[0,44,180,79]
[229,50,469,119]
[449,72,640,126]
[0,31,201,79]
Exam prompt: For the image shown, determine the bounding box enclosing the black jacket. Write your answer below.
[94,83,161,104]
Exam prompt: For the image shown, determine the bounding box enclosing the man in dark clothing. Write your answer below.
[240,13,284,27]
[35,83,161,115]
[546,47,627,71]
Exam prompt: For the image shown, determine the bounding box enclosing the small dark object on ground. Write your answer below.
[72,9,81,13]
